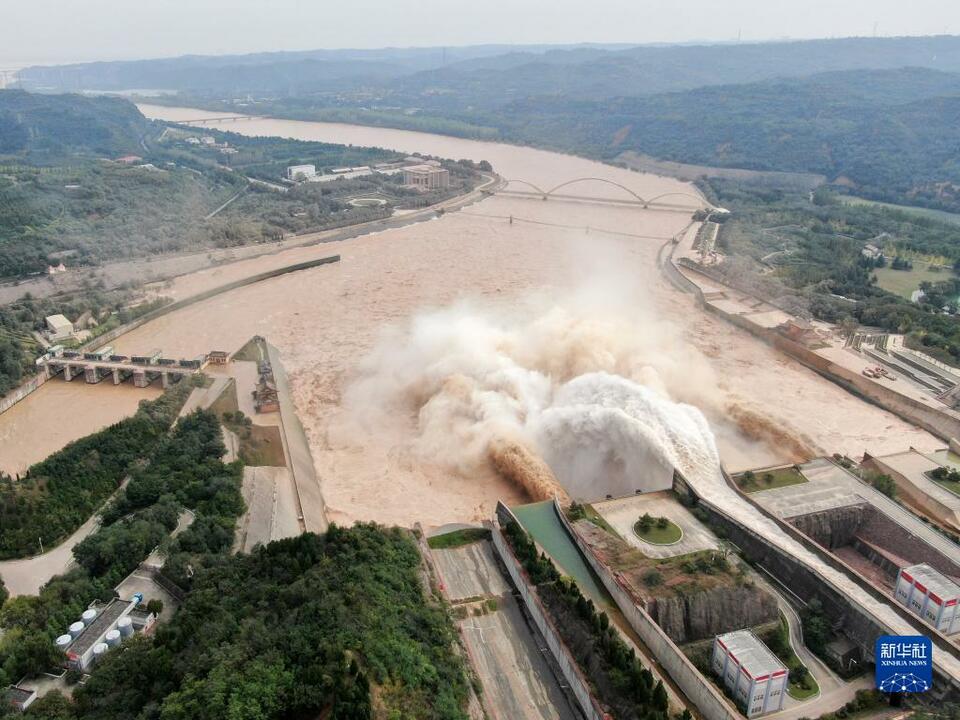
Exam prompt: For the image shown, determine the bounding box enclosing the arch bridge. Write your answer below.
[501,177,710,210]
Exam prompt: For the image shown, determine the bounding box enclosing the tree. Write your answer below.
[656,516,669,529]
[870,473,897,499]
[638,513,654,532]
[0,574,7,607]
[763,473,774,486]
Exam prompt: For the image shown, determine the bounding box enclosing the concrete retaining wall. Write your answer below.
[682,472,960,693]
[88,255,341,351]
[491,502,610,720]
[553,502,741,720]
[0,372,47,415]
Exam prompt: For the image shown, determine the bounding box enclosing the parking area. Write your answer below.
[431,539,577,720]
[592,491,719,558]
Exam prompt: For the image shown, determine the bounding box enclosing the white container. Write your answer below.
[105,629,121,647]
[68,621,85,639]
[117,616,134,637]
[81,608,98,625]
[55,634,72,649]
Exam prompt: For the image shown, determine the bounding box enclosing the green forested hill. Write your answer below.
[0,90,152,161]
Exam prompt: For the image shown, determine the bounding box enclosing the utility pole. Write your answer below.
[39,536,44,554]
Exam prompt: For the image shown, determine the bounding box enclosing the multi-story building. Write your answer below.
[286,164,317,181]
[712,630,788,717]
[894,563,960,634]
[402,164,450,191]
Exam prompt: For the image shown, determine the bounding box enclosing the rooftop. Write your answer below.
[404,164,448,175]
[69,599,130,657]
[717,630,787,679]
[45,314,72,330]
[903,563,960,602]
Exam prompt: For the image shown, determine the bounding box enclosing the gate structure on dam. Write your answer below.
[38,347,207,389]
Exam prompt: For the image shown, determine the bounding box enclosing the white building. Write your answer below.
[60,596,156,672]
[894,563,960,634]
[200,136,216,145]
[286,164,317,181]
[44,314,74,342]
[712,630,788,717]
[402,164,450,191]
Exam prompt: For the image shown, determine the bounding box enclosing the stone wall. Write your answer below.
[789,504,871,549]
[646,583,779,645]
[491,503,609,720]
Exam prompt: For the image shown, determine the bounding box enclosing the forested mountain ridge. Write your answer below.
[0,90,152,161]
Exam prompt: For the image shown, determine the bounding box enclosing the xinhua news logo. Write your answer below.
[875,635,933,693]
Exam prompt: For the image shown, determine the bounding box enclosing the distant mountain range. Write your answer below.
[17,35,960,99]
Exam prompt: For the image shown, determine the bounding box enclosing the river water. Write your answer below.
[0,105,938,528]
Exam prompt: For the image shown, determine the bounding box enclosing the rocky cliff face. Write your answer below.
[789,504,870,549]
[647,584,779,644]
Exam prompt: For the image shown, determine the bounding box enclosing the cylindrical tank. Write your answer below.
[105,629,121,647]
[81,608,98,625]
[55,634,72,649]
[117,616,134,637]
[93,643,108,662]
[68,621,85,639]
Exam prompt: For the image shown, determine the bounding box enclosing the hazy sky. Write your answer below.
[3,0,959,65]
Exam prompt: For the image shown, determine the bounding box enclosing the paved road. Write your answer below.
[754,568,871,720]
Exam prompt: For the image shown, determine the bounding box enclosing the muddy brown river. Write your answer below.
[0,106,939,529]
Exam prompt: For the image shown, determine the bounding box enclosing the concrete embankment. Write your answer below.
[491,502,611,720]
[265,341,327,534]
[552,500,741,720]
[0,255,340,417]
[680,472,960,696]
[664,243,960,443]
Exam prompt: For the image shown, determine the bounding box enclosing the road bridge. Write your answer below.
[176,115,265,125]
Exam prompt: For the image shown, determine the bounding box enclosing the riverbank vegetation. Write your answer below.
[0,383,190,559]
[698,178,960,367]
[502,518,670,720]
[0,90,483,280]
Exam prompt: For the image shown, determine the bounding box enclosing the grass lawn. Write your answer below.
[209,380,287,466]
[929,474,960,499]
[633,518,683,545]
[840,196,960,226]
[873,265,952,300]
[736,467,807,494]
[427,528,491,549]
[769,613,820,701]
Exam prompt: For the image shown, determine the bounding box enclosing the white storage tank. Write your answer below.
[117,616,134,637]
[81,608,98,626]
[93,643,108,662]
[55,634,73,650]
[68,621,85,639]
[105,629,121,647]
